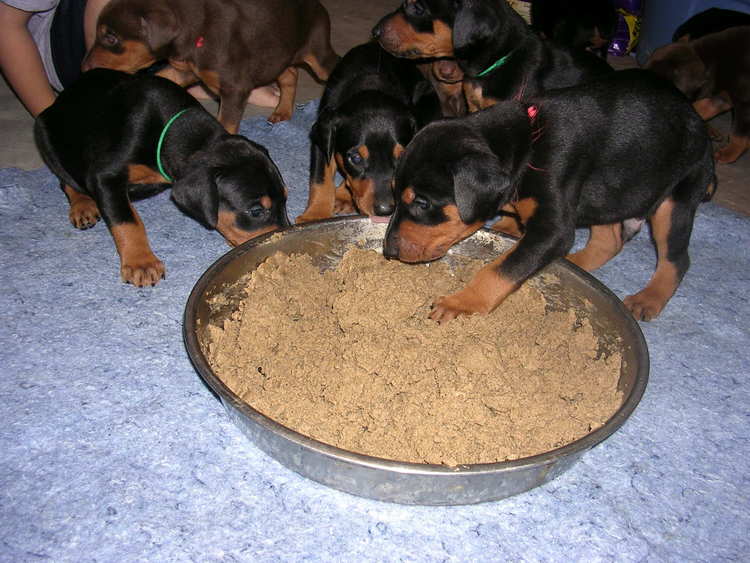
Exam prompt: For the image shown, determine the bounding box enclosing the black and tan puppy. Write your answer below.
[373,0,611,112]
[296,41,441,222]
[384,69,714,322]
[646,25,750,164]
[35,69,290,287]
[530,0,617,58]
[82,0,339,133]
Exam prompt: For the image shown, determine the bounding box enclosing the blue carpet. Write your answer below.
[1,101,748,561]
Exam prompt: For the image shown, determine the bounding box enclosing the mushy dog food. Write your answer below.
[205,247,623,466]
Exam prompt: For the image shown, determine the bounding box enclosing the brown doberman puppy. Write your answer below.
[646,26,750,164]
[82,0,339,134]
[35,69,290,287]
[384,70,715,323]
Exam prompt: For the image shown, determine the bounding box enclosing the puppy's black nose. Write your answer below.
[382,243,397,260]
[371,23,382,39]
[374,202,394,216]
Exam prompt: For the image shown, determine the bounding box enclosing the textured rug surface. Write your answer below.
[1,101,748,562]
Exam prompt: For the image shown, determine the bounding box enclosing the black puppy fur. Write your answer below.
[297,41,441,221]
[530,0,617,58]
[384,69,715,322]
[373,0,611,111]
[35,68,290,286]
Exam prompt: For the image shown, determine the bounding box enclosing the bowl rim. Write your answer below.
[183,216,650,475]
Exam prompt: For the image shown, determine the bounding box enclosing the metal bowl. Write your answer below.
[183,216,649,505]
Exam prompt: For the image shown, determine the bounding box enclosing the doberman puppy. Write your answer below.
[672,8,750,42]
[296,41,442,223]
[383,69,715,322]
[646,26,750,164]
[530,0,618,59]
[82,0,339,133]
[373,0,612,112]
[35,69,290,287]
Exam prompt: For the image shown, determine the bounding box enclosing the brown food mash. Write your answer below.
[205,248,622,466]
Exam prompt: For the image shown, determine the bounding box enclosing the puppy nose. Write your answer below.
[374,202,394,216]
[382,242,398,260]
[371,23,382,39]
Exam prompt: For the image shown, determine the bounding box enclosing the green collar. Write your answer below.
[156,108,189,182]
[475,51,514,78]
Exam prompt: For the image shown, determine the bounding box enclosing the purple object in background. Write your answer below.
[609,0,642,56]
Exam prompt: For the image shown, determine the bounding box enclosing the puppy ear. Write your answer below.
[141,7,178,53]
[309,108,341,160]
[452,0,498,63]
[170,168,219,228]
[451,153,511,224]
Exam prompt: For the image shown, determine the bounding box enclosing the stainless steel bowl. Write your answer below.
[183,216,649,505]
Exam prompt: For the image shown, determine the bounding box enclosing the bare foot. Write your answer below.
[247,85,281,108]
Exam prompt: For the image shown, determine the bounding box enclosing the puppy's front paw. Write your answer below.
[623,291,665,322]
[120,257,165,287]
[295,211,331,224]
[714,145,743,164]
[333,198,356,215]
[429,295,467,323]
[430,289,492,323]
[268,109,292,123]
[69,199,101,229]
[489,215,524,238]
[714,135,748,164]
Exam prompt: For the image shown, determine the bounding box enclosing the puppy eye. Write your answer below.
[348,152,364,166]
[413,195,430,209]
[248,203,265,217]
[102,31,119,47]
[413,1,425,15]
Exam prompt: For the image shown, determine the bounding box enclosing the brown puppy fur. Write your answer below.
[82,0,339,133]
[646,26,750,164]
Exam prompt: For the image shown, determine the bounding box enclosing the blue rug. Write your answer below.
[1,101,748,561]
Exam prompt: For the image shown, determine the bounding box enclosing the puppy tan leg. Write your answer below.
[715,133,750,164]
[269,67,299,123]
[110,204,165,287]
[566,222,624,271]
[489,198,538,238]
[297,157,337,223]
[64,185,100,229]
[333,182,356,215]
[692,95,732,121]
[430,246,519,322]
[623,198,682,321]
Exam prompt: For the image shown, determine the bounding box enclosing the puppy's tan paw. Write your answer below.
[623,291,666,322]
[69,199,101,229]
[120,257,165,287]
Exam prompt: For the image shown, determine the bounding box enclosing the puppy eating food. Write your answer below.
[35,69,290,287]
[384,69,715,322]
[297,41,441,222]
